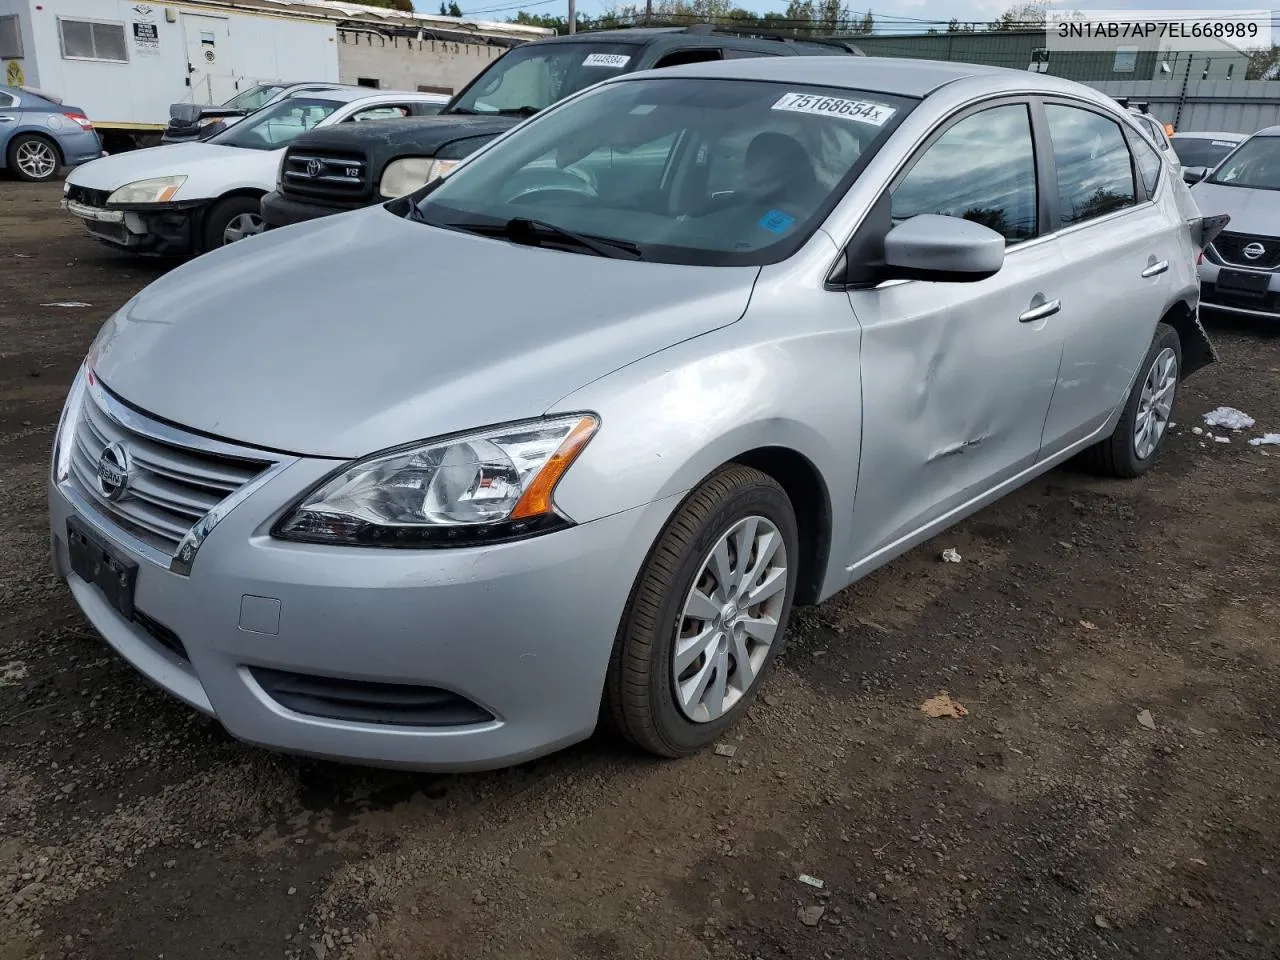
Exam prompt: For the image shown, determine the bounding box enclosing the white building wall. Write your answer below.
[336,30,504,95]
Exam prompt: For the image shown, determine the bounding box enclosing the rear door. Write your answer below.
[182,14,235,104]
[1037,100,1176,454]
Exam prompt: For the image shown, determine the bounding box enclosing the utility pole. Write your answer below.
[568,0,575,32]
[644,0,652,25]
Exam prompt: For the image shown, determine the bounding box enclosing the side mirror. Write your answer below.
[1183,166,1209,184]
[882,214,1005,283]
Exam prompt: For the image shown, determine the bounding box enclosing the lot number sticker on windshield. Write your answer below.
[771,92,896,126]
[583,53,630,68]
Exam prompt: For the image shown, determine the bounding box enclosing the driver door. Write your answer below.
[844,100,1069,570]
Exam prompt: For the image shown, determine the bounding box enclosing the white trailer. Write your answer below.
[0,0,340,151]
[0,0,551,152]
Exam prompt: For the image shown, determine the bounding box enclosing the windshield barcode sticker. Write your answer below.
[771,92,896,126]
[1212,140,1236,147]
[583,53,630,68]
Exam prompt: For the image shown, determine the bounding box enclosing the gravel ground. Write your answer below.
[2,180,1278,960]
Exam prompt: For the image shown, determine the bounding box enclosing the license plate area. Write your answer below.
[67,517,137,621]
[1217,268,1270,295]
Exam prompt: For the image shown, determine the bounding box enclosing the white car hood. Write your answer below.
[65,142,281,199]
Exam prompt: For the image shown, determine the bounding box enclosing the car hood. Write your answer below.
[64,142,272,195]
[88,206,758,459]
[1189,181,1280,237]
[289,114,518,157]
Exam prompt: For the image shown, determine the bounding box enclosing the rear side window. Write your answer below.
[891,103,1038,243]
[1045,105,1136,227]
[0,91,14,109]
[1131,135,1163,196]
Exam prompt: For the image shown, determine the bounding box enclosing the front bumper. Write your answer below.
[61,196,207,255]
[1197,258,1280,321]
[49,438,671,771]
[261,189,361,230]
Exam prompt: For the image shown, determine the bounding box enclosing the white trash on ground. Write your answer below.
[1249,434,1280,447]
[41,301,92,308]
[941,548,962,563]
[1214,436,1231,444]
[1203,407,1256,430]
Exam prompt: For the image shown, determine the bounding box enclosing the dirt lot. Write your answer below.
[2,180,1279,960]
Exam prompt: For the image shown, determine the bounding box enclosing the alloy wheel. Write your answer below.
[673,515,789,723]
[16,140,57,180]
[222,212,264,245]
[1133,346,1178,460]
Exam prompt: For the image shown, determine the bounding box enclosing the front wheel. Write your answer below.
[1083,322,1182,478]
[605,465,800,757]
[201,195,265,253]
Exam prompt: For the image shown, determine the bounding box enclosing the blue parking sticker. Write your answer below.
[758,210,797,234]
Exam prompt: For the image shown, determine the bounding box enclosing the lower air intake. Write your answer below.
[249,668,494,727]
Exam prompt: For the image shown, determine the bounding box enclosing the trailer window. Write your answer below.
[0,15,22,60]
[59,18,128,63]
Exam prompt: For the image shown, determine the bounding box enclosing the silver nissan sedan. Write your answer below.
[50,56,1224,771]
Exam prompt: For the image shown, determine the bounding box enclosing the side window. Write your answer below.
[891,103,1038,244]
[1044,104,1136,227]
[1131,134,1163,197]
[58,18,128,62]
[348,104,412,122]
[0,91,14,109]
[651,48,722,69]
[724,47,781,59]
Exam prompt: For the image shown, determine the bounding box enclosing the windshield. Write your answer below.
[1173,136,1242,169]
[446,41,641,116]
[1208,135,1280,190]
[209,96,343,151]
[412,77,913,266]
[224,84,286,112]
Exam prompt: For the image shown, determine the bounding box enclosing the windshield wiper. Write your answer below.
[443,217,643,260]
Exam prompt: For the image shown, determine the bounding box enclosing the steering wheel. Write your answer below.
[502,167,598,204]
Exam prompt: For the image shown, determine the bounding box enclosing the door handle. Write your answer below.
[0,116,16,123]
[1018,298,1061,323]
[1141,258,1170,278]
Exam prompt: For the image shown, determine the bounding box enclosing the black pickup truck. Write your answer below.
[261,25,864,230]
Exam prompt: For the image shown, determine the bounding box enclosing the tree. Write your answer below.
[438,1,463,14]
[361,0,414,11]
[988,0,1046,31]
[1244,44,1280,80]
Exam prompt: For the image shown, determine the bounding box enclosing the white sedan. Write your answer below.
[62,88,449,256]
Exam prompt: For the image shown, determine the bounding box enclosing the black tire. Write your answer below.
[1081,322,1182,478]
[201,195,265,253]
[604,464,800,757]
[7,133,61,183]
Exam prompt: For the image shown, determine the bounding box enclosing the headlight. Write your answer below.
[52,363,89,485]
[273,414,598,547]
[107,175,187,204]
[379,157,461,199]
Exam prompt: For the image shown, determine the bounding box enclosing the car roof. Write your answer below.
[606,55,1083,100]
[1252,125,1280,137]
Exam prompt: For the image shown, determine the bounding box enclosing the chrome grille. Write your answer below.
[1210,232,1280,271]
[67,386,272,557]
[282,151,368,199]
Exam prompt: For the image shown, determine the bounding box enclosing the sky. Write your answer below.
[448,0,1277,33]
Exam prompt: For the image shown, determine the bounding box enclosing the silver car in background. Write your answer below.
[1192,125,1280,322]
[50,57,1220,771]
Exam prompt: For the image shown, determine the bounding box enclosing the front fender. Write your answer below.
[550,329,863,599]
